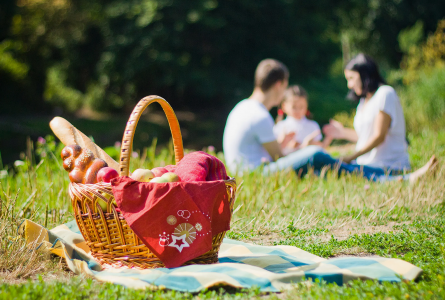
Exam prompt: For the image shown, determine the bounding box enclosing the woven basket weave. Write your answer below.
[68,96,237,269]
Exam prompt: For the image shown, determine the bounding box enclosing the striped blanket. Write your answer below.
[19,219,422,292]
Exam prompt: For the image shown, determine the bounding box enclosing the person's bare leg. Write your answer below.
[408,155,438,184]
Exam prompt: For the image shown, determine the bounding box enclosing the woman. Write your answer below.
[263,53,436,183]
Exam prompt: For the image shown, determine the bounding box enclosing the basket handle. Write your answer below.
[118,96,184,176]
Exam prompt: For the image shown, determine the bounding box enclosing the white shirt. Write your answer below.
[273,116,322,144]
[223,99,276,173]
[354,85,410,170]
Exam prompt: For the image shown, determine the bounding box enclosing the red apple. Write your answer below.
[151,167,169,177]
[97,167,119,183]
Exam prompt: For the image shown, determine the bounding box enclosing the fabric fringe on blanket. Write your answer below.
[18,219,422,292]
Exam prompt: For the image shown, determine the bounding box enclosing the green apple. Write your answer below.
[97,198,108,212]
[101,192,113,200]
[150,176,169,183]
[131,168,155,182]
[161,172,180,182]
[98,192,113,212]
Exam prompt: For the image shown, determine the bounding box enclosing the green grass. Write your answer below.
[0,129,444,299]
[0,110,225,167]
[0,277,264,300]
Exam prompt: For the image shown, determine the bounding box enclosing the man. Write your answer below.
[223,59,294,174]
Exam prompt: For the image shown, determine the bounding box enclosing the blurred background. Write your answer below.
[0,0,444,165]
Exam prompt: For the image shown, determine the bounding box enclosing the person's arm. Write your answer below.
[341,111,391,163]
[310,135,334,148]
[341,128,359,142]
[262,140,284,161]
[262,132,295,161]
[322,119,358,143]
[301,130,320,148]
[300,129,333,149]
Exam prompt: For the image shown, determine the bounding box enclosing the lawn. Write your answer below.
[0,129,444,299]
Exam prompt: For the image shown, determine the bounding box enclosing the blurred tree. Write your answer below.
[0,1,16,41]
[0,0,444,116]
[401,19,445,84]
[398,20,424,54]
[335,0,445,67]
[0,0,92,114]
[1,0,340,114]
[398,19,445,132]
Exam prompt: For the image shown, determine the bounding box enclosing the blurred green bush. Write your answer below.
[398,20,445,133]
[400,67,445,132]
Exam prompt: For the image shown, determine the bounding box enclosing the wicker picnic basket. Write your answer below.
[68,95,237,269]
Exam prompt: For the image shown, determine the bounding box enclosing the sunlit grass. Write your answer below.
[0,130,444,299]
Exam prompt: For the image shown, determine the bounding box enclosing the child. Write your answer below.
[274,85,331,154]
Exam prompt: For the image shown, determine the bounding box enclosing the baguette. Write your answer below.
[50,117,119,171]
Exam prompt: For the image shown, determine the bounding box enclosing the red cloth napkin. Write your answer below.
[161,151,228,182]
[111,177,231,268]
[175,151,228,181]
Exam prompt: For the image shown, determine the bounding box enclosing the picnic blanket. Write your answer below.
[19,219,422,292]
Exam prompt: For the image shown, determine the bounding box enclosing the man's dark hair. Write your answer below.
[345,53,386,101]
[254,59,289,92]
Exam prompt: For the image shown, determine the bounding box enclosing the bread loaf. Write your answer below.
[50,117,119,171]
[85,159,108,184]
[62,145,109,184]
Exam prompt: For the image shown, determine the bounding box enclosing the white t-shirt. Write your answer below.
[353,85,410,170]
[273,116,322,144]
[223,99,276,173]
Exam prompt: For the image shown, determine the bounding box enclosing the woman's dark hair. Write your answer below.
[345,53,386,101]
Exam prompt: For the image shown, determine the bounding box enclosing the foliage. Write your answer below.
[0,0,341,115]
[398,20,424,55]
[299,75,354,126]
[330,109,355,128]
[335,0,445,67]
[0,40,28,80]
[401,19,445,84]
[399,67,445,132]
[1,1,445,117]
[397,19,445,132]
